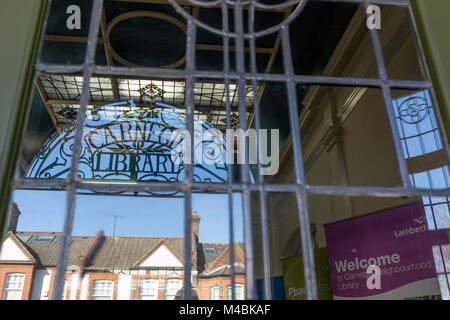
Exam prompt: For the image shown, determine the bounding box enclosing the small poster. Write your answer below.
[281,248,333,300]
[324,202,449,299]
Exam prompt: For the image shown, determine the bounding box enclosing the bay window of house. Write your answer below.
[91,280,114,300]
[139,279,158,300]
[164,279,182,300]
[226,284,244,300]
[2,273,25,300]
[0,0,449,301]
[211,286,220,300]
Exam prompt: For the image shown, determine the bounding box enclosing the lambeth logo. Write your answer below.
[393,216,428,238]
[413,217,426,225]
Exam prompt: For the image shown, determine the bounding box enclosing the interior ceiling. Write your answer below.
[24,0,358,166]
[39,74,255,127]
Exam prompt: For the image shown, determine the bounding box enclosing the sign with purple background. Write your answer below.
[324,202,448,299]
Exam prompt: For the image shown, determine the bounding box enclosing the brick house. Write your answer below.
[0,206,245,300]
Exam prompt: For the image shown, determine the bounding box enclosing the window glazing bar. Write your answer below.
[34,62,432,90]
[234,1,256,300]
[221,2,236,301]
[13,178,450,198]
[248,2,272,300]
[281,21,318,299]
[182,17,197,301]
[52,0,104,300]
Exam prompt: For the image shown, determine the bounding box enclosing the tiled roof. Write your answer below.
[9,232,243,275]
[201,243,229,265]
[14,232,91,267]
[86,237,184,270]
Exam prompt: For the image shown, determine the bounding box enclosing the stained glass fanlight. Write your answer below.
[26,94,229,192]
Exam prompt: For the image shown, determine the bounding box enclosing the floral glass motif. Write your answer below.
[218,113,239,131]
[56,106,77,121]
[122,109,159,123]
[230,113,239,129]
[138,83,166,101]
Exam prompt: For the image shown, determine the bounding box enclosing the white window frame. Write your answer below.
[2,273,25,300]
[62,280,68,300]
[211,286,220,300]
[164,279,182,300]
[139,278,159,300]
[226,284,244,300]
[91,280,114,300]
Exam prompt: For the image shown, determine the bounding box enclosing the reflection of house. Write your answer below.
[0,207,245,300]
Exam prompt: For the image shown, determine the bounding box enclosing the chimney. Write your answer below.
[192,211,200,242]
[79,230,104,274]
[191,212,200,286]
[7,202,21,233]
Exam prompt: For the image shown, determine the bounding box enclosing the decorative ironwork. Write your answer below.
[398,96,429,124]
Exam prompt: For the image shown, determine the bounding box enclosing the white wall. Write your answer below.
[139,245,182,268]
[69,274,80,300]
[0,238,29,261]
[79,274,89,300]
[31,269,51,300]
[117,274,133,300]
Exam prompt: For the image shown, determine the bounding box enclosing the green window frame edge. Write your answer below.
[410,0,450,151]
[0,0,449,239]
[0,0,49,238]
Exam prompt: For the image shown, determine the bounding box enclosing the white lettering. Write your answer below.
[66,5,81,30]
[366,265,381,289]
[366,5,381,30]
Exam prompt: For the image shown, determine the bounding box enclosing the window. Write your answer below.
[33,235,55,243]
[433,244,450,300]
[164,279,182,300]
[394,90,450,230]
[4,0,450,302]
[204,247,217,255]
[62,280,68,300]
[226,284,244,300]
[139,279,158,300]
[16,235,31,243]
[2,273,25,300]
[91,280,114,300]
[211,286,220,300]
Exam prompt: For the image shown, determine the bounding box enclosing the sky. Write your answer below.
[12,190,244,243]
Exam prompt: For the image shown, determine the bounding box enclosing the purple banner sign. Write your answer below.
[324,202,448,298]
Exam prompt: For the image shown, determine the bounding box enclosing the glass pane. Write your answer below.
[289,2,377,79]
[93,0,186,70]
[59,190,186,300]
[192,192,245,300]
[392,89,450,192]
[0,190,66,300]
[380,5,426,81]
[39,0,94,65]
[17,84,77,180]
[5,0,450,304]
[297,85,400,187]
